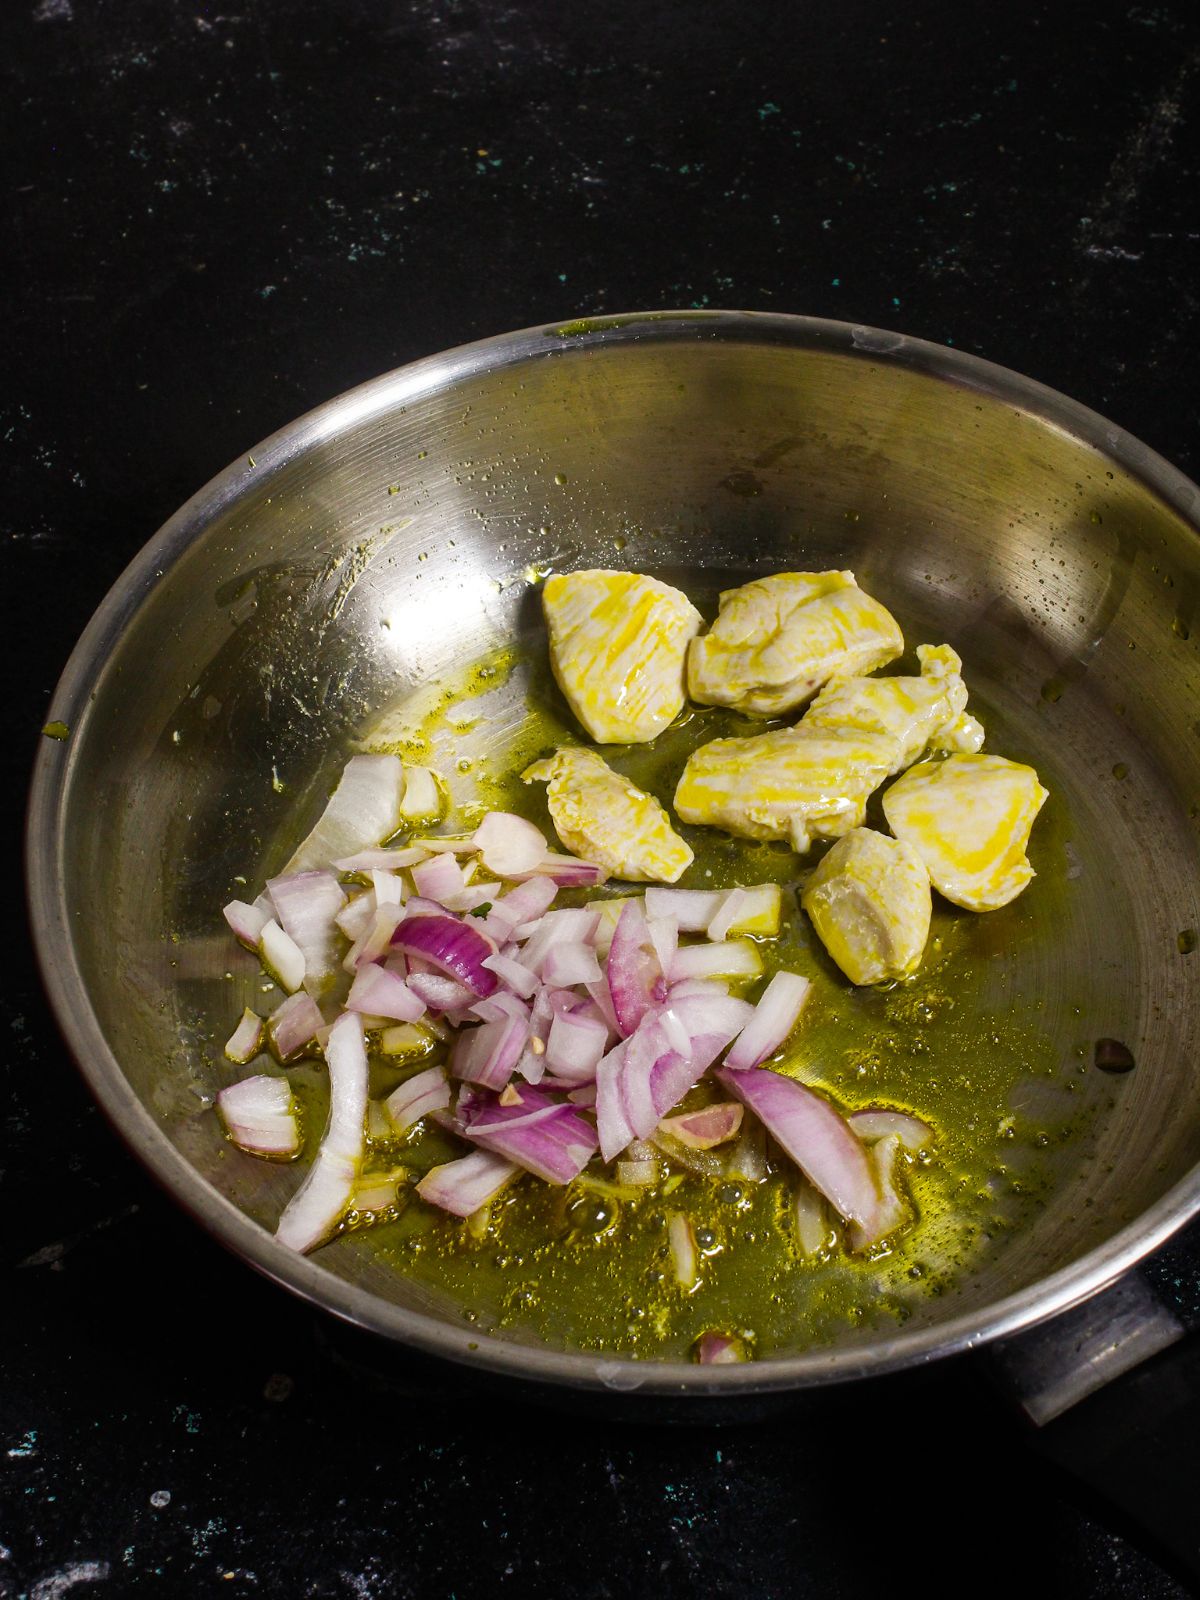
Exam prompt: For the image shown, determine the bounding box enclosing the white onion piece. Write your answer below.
[268,991,325,1060]
[481,952,540,998]
[517,908,601,975]
[335,892,377,943]
[346,963,426,1023]
[595,1040,633,1160]
[284,754,406,876]
[224,898,268,949]
[267,871,347,998]
[792,1182,831,1256]
[371,869,405,906]
[646,915,679,980]
[659,1102,743,1149]
[670,941,763,983]
[440,882,502,913]
[334,845,428,872]
[668,1213,699,1289]
[473,811,549,876]
[217,1074,300,1158]
[399,765,444,822]
[276,1012,369,1253]
[643,887,724,931]
[849,1133,908,1249]
[541,941,603,987]
[706,888,749,943]
[407,972,476,1014]
[658,1007,692,1057]
[718,1067,880,1232]
[411,852,468,903]
[260,919,306,993]
[417,1149,519,1216]
[482,876,559,940]
[384,1065,451,1134]
[724,1119,768,1183]
[545,1009,608,1081]
[224,1007,264,1064]
[342,904,405,973]
[724,971,812,1070]
[848,1110,933,1151]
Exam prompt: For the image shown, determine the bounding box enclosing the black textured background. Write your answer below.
[6,2,1200,1596]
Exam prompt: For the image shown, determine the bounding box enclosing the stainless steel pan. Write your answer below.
[26,312,1200,1413]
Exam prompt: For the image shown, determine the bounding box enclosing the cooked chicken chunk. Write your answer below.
[803,644,985,769]
[687,571,903,716]
[523,747,694,883]
[674,727,894,854]
[674,642,984,854]
[801,828,932,985]
[882,753,1048,911]
[543,570,702,744]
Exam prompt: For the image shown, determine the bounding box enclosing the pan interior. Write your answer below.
[48,322,1200,1373]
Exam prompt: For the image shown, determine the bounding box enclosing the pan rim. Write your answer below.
[27,308,1200,1395]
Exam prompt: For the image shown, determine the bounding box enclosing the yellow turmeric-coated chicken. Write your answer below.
[523,747,694,884]
[801,828,932,985]
[881,753,1048,911]
[803,644,985,766]
[674,642,984,855]
[687,571,904,716]
[543,570,702,744]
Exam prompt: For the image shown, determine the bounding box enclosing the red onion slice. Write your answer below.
[545,1008,609,1082]
[284,753,406,876]
[724,971,812,1070]
[342,904,405,974]
[259,918,306,993]
[217,1074,300,1158]
[473,811,549,876]
[451,1010,530,1089]
[848,1110,933,1150]
[224,1007,264,1064]
[334,845,428,872]
[606,899,660,1037]
[411,852,469,904]
[416,1149,519,1217]
[706,888,749,943]
[670,940,763,983]
[659,1102,743,1149]
[336,892,377,943]
[481,951,540,998]
[384,1065,450,1134]
[346,963,426,1023]
[462,1086,599,1184]
[391,914,499,996]
[511,852,607,886]
[717,1066,881,1233]
[668,1213,699,1289]
[276,1011,369,1252]
[224,898,269,950]
[481,875,559,940]
[792,1182,831,1255]
[541,941,603,987]
[849,1133,908,1248]
[595,1040,634,1161]
[643,887,725,932]
[267,991,325,1061]
[694,1331,748,1364]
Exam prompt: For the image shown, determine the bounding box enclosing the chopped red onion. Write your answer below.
[792,1182,830,1255]
[409,835,476,855]
[695,1331,747,1364]
[276,1011,369,1252]
[384,1065,450,1134]
[584,977,620,1035]
[706,887,749,942]
[545,1008,608,1081]
[473,811,549,876]
[217,1074,300,1158]
[334,845,428,872]
[440,881,502,913]
[411,852,468,903]
[646,914,679,979]
[595,1040,633,1161]
[224,1007,264,1064]
[354,1168,406,1212]
[618,1017,666,1142]
[416,1149,519,1217]
[342,904,405,973]
[481,951,540,998]
[259,918,306,993]
[399,765,444,822]
[511,852,607,886]
[541,941,603,987]
[336,891,377,943]
[668,1213,699,1289]
[451,1010,529,1089]
[516,907,601,975]
[371,869,405,906]
[462,1086,598,1184]
[606,900,661,1037]
[224,898,269,950]
[391,914,498,996]
[849,1133,908,1248]
[481,875,559,940]
[268,991,325,1060]
[284,753,406,876]
[724,971,812,1070]
[659,1102,743,1149]
[848,1110,933,1150]
[407,972,476,1014]
[346,963,426,1023]
[643,887,724,931]
[717,1066,880,1233]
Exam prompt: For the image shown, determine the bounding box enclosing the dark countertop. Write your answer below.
[6,2,1200,1595]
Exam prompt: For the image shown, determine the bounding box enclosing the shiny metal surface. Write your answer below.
[26,311,1200,1395]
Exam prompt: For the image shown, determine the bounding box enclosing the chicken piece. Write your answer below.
[882,753,1048,911]
[801,828,932,985]
[687,571,904,716]
[803,644,985,773]
[674,727,895,854]
[523,747,694,884]
[543,570,702,744]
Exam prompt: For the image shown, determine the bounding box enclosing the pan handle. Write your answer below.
[989,1272,1200,1585]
